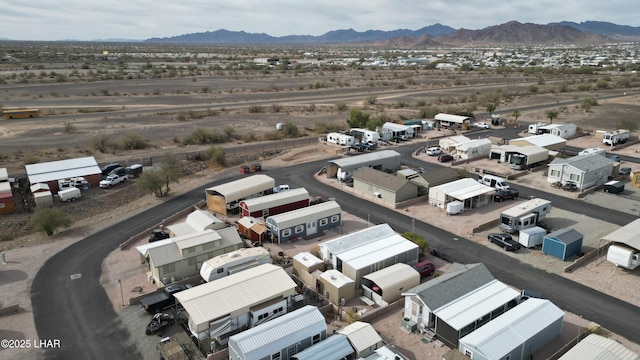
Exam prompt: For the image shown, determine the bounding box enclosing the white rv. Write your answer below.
[578,148,605,156]
[499,198,552,234]
[606,244,640,270]
[200,247,271,282]
[478,175,510,190]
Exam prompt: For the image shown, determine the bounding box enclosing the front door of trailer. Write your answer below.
[307,220,317,235]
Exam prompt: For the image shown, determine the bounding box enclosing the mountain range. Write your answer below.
[145,21,640,45]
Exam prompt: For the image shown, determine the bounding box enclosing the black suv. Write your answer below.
[488,233,521,251]
[101,163,121,176]
[109,166,127,177]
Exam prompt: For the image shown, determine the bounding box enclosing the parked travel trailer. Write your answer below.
[478,175,510,190]
[200,247,271,282]
[349,128,380,144]
[602,129,630,146]
[518,227,546,248]
[499,198,552,233]
[326,132,355,146]
[549,123,577,139]
[528,123,548,134]
[606,244,640,270]
[58,187,81,202]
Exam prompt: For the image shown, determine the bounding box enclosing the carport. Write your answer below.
[428,178,494,209]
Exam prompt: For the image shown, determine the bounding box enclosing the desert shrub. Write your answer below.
[121,132,148,150]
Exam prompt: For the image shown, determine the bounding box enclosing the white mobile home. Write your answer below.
[265,201,342,243]
[547,154,614,191]
[434,113,472,129]
[326,132,356,146]
[381,122,414,139]
[428,178,495,210]
[453,138,493,160]
[319,224,396,268]
[439,135,471,152]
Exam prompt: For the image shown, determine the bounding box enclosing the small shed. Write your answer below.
[290,334,354,360]
[319,269,356,305]
[542,228,583,260]
[361,263,420,306]
[335,321,384,358]
[519,226,546,248]
[33,191,53,207]
[30,183,50,193]
[236,216,267,243]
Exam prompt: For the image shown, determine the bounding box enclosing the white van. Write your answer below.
[58,187,81,202]
[478,175,510,190]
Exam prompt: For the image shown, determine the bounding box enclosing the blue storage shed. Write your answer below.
[542,228,583,261]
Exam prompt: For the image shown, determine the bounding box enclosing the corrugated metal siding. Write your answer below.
[174,264,296,329]
[231,305,326,360]
[267,201,341,229]
[558,333,640,360]
[241,188,309,212]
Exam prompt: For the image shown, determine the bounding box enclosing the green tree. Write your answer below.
[161,153,180,196]
[511,110,521,123]
[402,232,429,255]
[30,207,71,236]
[346,109,370,128]
[580,97,598,112]
[546,109,559,124]
[136,171,166,197]
[486,104,496,116]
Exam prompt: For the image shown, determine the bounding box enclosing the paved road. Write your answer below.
[33,144,640,360]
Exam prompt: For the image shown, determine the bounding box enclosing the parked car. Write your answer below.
[412,260,435,278]
[145,313,175,336]
[101,163,121,176]
[426,147,442,156]
[239,165,250,174]
[619,167,632,175]
[474,122,490,129]
[493,189,519,202]
[610,155,622,162]
[99,174,127,188]
[437,154,454,162]
[488,233,521,251]
[562,180,578,192]
[149,229,170,242]
[109,166,127,177]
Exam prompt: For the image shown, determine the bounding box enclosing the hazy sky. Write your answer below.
[1,0,637,41]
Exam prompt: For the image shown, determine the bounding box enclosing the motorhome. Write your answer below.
[578,148,605,156]
[478,174,510,190]
[499,198,552,233]
[602,129,630,146]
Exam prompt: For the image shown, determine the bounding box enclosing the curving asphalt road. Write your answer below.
[33,143,640,359]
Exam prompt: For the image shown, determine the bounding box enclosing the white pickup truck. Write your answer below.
[99,174,127,188]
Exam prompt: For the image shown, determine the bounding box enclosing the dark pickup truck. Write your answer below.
[139,284,191,314]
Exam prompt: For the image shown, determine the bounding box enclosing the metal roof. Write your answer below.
[362,263,419,290]
[336,321,383,354]
[549,153,614,171]
[430,178,495,201]
[602,218,640,250]
[382,122,411,131]
[266,200,341,229]
[504,145,548,156]
[25,156,101,184]
[174,264,296,329]
[454,138,492,151]
[500,198,552,218]
[147,230,222,267]
[433,280,520,330]
[240,187,309,211]
[293,252,323,269]
[510,134,566,147]
[338,234,418,270]
[228,305,326,360]
[353,167,413,193]
[326,150,401,172]
[205,174,275,203]
[435,113,472,123]
[321,224,396,255]
[545,228,583,245]
[291,334,353,360]
[558,333,640,360]
[403,263,495,310]
[459,299,564,360]
[136,239,173,256]
[167,210,224,237]
[0,168,7,181]
[319,270,354,288]
[0,182,11,194]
